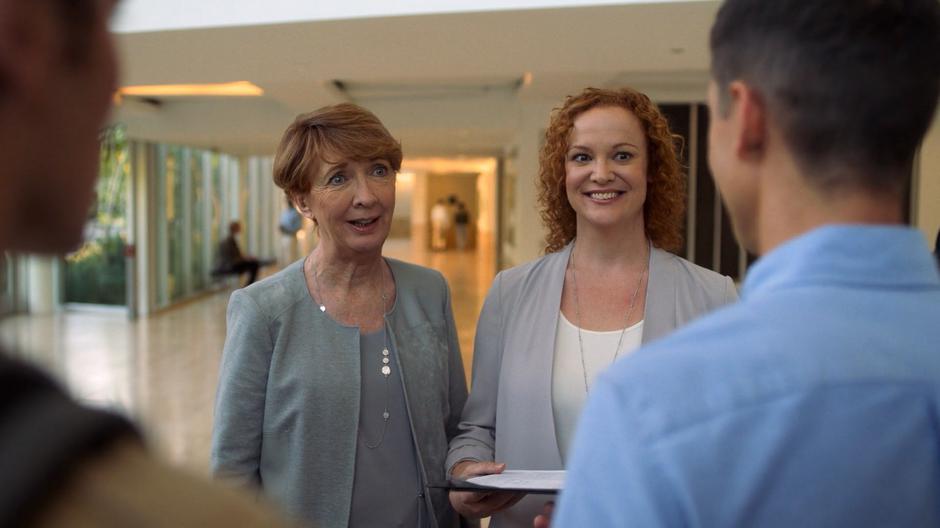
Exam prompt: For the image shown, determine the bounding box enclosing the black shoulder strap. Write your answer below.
[0,354,140,527]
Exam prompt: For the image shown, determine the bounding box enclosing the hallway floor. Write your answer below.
[0,236,495,475]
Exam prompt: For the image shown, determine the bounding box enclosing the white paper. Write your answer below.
[465,470,566,491]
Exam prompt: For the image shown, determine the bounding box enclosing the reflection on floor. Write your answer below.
[0,235,495,474]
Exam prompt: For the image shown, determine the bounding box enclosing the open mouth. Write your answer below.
[584,191,624,201]
[349,217,379,228]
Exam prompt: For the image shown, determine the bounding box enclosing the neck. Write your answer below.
[756,165,904,255]
[572,216,649,269]
[310,242,385,290]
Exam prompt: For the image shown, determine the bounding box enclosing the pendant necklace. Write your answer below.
[311,258,393,449]
[567,241,648,392]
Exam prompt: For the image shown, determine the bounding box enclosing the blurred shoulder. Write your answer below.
[34,439,294,527]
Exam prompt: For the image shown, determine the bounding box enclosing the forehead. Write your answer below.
[568,106,645,147]
[313,154,385,175]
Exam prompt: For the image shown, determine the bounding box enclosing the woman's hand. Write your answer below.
[448,461,525,519]
[533,500,554,528]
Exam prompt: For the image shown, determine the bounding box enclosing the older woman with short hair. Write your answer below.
[211,103,468,528]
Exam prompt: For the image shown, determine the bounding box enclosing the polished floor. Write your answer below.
[0,235,495,475]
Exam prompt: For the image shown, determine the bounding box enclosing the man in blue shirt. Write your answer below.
[554,0,940,526]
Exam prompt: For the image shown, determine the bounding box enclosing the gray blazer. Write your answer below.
[211,258,468,527]
[445,244,737,528]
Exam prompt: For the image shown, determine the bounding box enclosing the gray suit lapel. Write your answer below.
[642,247,678,344]
[532,244,570,468]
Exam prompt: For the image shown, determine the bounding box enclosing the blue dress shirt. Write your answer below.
[555,225,940,527]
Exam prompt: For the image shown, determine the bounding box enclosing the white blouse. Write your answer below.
[552,312,644,463]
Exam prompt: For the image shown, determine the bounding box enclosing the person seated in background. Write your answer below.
[0,0,290,525]
[554,0,940,526]
[216,221,261,286]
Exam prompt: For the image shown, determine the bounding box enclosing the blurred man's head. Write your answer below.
[0,0,118,254]
[706,0,940,252]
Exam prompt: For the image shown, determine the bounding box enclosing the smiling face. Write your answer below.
[565,105,649,235]
[299,156,396,258]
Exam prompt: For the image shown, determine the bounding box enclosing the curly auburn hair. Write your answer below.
[537,87,686,253]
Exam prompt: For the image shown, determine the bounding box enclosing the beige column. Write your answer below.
[27,256,56,314]
[916,110,940,248]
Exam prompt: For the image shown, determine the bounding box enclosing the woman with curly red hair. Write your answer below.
[446,87,738,527]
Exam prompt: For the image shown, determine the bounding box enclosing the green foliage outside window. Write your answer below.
[64,126,129,305]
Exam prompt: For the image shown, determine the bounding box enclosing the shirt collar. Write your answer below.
[741,225,940,299]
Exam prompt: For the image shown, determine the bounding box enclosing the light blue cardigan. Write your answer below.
[211,258,468,527]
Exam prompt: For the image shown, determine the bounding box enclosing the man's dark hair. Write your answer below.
[935,227,940,262]
[710,0,940,192]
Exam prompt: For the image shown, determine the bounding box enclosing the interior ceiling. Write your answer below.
[112,1,719,157]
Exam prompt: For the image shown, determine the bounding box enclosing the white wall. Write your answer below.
[476,160,498,235]
[501,99,559,267]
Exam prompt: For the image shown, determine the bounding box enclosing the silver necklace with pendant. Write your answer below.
[312,258,393,449]
[567,241,648,392]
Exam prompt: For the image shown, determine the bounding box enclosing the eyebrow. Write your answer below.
[321,162,347,175]
[568,142,640,151]
[321,159,391,176]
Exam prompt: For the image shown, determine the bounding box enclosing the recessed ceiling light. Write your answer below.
[117,81,264,97]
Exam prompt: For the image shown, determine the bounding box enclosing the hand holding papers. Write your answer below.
[439,467,563,522]
[452,470,565,494]
[445,461,528,519]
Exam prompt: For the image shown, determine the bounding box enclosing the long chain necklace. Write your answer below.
[567,242,648,392]
[311,258,393,449]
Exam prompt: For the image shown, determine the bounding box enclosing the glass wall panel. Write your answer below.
[154,144,169,308]
[190,150,207,291]
[209,153,224,270]
[1,252,11,311]
[166,146,186,302]
[63,126,129,305]
[118,141,277,311]
[148,143,248,309]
